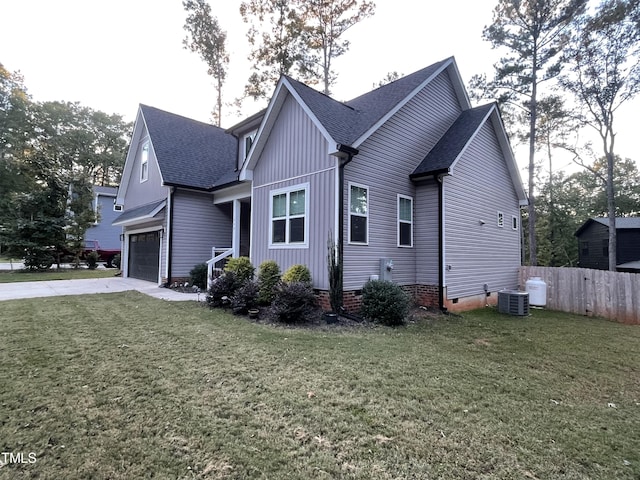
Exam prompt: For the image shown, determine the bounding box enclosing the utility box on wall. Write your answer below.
[379,258,394,282]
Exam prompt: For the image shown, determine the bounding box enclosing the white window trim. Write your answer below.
[268,182,309,249]
[511,214,519,231]
[242,129,258,160]
[497,211,504,228]
[348,182,369,245]
[140,142,149,183]
[397,194,414,248]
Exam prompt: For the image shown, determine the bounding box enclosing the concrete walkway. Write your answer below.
[0,275,204,302]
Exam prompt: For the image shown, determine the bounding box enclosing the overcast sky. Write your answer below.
[1,0,638,173]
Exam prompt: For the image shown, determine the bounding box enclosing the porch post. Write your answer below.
[232,199,241,258]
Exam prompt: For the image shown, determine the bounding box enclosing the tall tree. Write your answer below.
[561,0,640,270]
[479,0,587,266]
[240,0,309,100]
[183,0,229,126]
[300,0,375,95]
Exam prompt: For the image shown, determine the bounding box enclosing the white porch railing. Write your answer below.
[206,246,234,289]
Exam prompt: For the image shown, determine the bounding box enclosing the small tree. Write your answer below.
[327,232,342,312]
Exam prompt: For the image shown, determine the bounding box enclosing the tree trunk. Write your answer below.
[528,60,538,266]
[606,151,617,271]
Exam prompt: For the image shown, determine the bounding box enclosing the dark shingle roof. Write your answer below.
[140,105,238,190]
[593,217,640,229]
[411,103,495,178]
[112,199,166,226]
[283,58,451,146]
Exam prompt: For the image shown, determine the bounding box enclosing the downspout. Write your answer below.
[436,174,446,313]
[165,186,176,287]
[336,144,359,309]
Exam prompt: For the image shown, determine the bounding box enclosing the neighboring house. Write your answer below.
[575,217,640,272]
[114,56,527,311]
[85,186,121,250]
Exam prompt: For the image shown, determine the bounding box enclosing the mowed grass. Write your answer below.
[0,268,118,283]
[0,294,638,479]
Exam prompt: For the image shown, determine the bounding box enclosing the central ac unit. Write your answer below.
[498,290,529,316]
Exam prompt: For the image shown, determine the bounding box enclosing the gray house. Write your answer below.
[84,186,121,250]
[114,57,527,311]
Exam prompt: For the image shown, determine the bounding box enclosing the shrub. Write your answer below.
[230,281,260,315]
[112,254,121,269]
[257,260,281,305]
[269,282,317,324]
[224,257,255,284]
[86,250,100,270]
[281,264,312,285]
[206,272,240,308]
[360,280,410,326]
[189,263,208,290]
[23,248,54,271]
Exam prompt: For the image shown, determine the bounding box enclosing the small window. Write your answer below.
[140,142,149,182]
[580,241,589,257]
[243,130,257,159]
[114,204,123,212]
[349,183,368,244]
[270,184,308,247]
[512,215,518,231]
[497,211,504,228]
[398,195,413,247]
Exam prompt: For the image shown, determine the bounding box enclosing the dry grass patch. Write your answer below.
[0,294,638,479]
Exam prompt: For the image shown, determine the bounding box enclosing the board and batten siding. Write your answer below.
[414,179,440,285]
[122,129,168,210]
[443,121,521,299]
[171,190,233,278]
[251,94,336,289]
[343,70,462,290]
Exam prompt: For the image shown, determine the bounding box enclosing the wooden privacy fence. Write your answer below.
[519,266,640,325]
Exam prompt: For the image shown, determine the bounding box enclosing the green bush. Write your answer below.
[230,281,260,315]
[269,282,317,324]
[281,264,312,285]
[189,263,208,290]
[224,257,255,284]
[23,248,54,271]
[257,260,281,305]
[206,272,240,308]
[112,254,121,269]
[86,250,100,270]
[360,280,410,326]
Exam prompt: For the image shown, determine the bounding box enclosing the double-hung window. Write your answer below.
[398,195,413,247]
[270,184,308,247]
[140,142,149,182]
[349,183,368,244]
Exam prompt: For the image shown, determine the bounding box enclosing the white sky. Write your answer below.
[1,0,638,175]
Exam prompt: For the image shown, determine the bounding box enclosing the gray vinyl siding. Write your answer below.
[415,179,440,285]
[343,71,462,290]
[85,193,121,250]
[123,128,168,210]
[443,122,521,298]
[251,95,336,289]
[171,189,233,278]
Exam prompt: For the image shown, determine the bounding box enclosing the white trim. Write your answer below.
[268,182,310,249]
[348,182,369,245]
[252,166,335,191]
[165,190,171,283]
[511,214,519,231]
[232,199,241,257]
[213,182,252,204]
[397,194,414,248]
[111,200,167,227]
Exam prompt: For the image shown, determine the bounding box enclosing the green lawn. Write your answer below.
[0,268,118,283]
[0,294,638,479]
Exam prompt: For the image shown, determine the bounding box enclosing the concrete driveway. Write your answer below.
[0,275,203,302]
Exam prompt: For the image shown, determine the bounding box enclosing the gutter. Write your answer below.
[336,144,359,310]
[436,174,446,313]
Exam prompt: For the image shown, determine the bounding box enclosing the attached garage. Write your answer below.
[128,231,161,282]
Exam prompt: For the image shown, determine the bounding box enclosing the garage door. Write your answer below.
[128,231,160,282]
